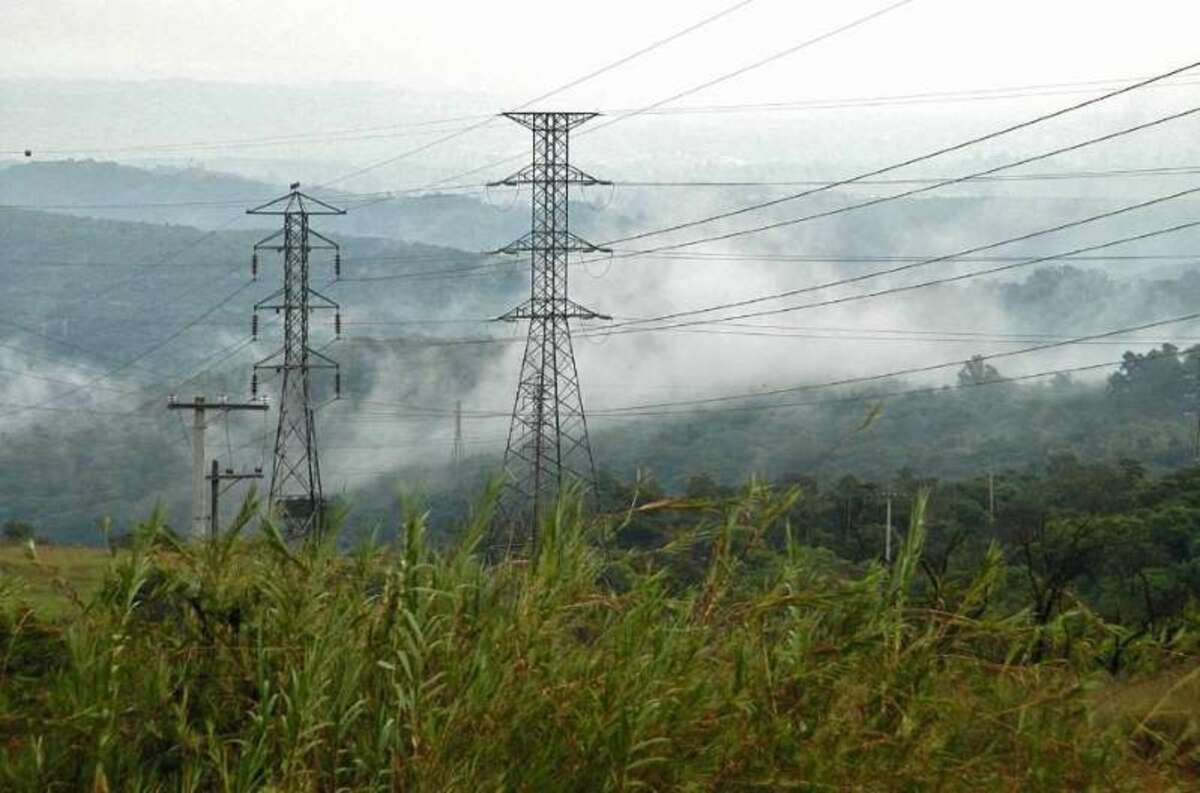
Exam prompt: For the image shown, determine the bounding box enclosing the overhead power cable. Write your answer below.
[318,0,760,189]
[9,162,1200,215]
[590,311,1200,414]
[319,313,1200,423]
[349,0,918,207]
[6,72,1198,162]
[2,114,496,158]
[601,59,1200,247]
[579,0,918,141]
[593,104,1200,263]
[597,76,1200,118]
[586,219,1200,340]
[600,183,1200,332]
[0,281,255,420]
[609,164,1200,188]
[588,359,1121,418]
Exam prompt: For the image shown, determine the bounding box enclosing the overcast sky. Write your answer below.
[3,0,1199,190]
[5,0,1198,104]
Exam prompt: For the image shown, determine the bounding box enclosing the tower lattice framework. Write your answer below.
[491,112,610,549]
[248,187,344,537]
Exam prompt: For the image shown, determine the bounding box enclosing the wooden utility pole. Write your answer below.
[209,459,264,538]
[168,395,268,539]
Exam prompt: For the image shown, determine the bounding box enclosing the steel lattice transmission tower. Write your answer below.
[248,185,344,537]
[490,112,611,547]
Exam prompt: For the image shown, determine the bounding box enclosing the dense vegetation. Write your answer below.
[2,479,1199,790]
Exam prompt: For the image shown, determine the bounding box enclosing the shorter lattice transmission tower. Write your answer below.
[490,112,610,553]
[248,184,344,537]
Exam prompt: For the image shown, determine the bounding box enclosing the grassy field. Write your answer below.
[0,489,1198,790]
[0,541,112,618]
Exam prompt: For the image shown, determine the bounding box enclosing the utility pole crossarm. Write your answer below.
[207,458,264,539]
[167,395,269,539]
[167,397,269,412]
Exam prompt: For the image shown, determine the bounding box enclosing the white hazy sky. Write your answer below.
[3,0,1199,191]
[4,0,1199,104]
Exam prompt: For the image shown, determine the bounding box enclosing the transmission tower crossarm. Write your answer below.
[493,230,612,255]
[247,188,347,216]
[489,163,610,187]
[305,228,342,249]
[496,299,611,322]
[253,228,286,251]
[501,110,599,128]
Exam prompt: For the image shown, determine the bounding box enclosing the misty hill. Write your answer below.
[4,172,1200,542]
[0,160,615,251]
[0,205,522,370]
[6,159,1200,279]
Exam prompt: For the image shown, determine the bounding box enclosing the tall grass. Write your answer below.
[0,483,1195,791]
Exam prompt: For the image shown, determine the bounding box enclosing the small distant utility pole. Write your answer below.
[451,400,465,474]
[1192,356,1200,460]
[209,459,264,539]
[884,489,894,564]
[988,471,996,525]
[168,395,269,539]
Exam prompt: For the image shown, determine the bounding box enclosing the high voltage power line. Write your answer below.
[349,312,1200,422]
[340,0,922,208]
[587,107,1200,266]
[599,59,1200,247]
[14,161,1200,214]
[7,73,1199,162]
[584,219,1200,339]
[590,312,1200,414]
[575,0,919,142]
[318,0,762,189]
[595,185,1200,333]
[586,359,1124,419]
[0,280,256,421]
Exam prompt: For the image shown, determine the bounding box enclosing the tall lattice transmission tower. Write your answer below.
[248,185,344,537]
[490,112,610,551]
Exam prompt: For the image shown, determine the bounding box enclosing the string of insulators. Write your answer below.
[251,252,258,280]
[251,372,258,397]
[334,253,341,280]
[251,313,258,340]
[334,312,341,337]
[335,370,342,398]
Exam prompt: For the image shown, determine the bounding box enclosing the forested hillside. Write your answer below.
[3,162,1200,543]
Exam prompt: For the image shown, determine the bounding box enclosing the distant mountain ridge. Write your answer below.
[0,159,596,251]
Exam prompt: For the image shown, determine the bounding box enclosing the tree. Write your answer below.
[957,355,1004,387]
[1107,344,1195,415]
[2,518,34,542]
